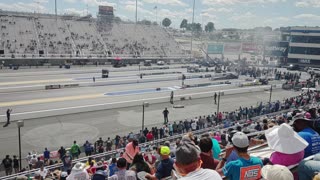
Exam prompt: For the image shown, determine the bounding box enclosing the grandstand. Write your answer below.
[0,10,186,64]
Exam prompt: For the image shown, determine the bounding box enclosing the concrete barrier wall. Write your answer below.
[6,85,281,121]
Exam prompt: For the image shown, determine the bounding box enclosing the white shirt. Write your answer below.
[191,122,197,130]
[37,168,48,179]
[67,169,90,180]
[178,168,222,180]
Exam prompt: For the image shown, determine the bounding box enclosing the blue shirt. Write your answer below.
[223,157,263,180]
[211,138,221,160]
[44,150,50,159]
[298,127,320,157]
[226,150,239,164]
[155,158,174,179]
[109,163,118,176]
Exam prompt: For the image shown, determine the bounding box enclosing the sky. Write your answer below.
[0,0,320,29]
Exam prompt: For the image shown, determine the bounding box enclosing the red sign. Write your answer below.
[224,43,242,55]
[242,43,257,53]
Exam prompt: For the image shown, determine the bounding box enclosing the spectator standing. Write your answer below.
[6,108,12,124]
[218,132,263,180]
[12,155,19,173]
[106,137,113,151]
[43,147,50,163]
[2,155,13,175]
[83,140,93,156]
[62,151,72,172]
[146,131,154,142]
[58,146,66,160]
[209,132,222,160]
[163,108,169,124]
[174,139,222,180]
[70,141,81,159]
[123,139,140,168]
[214,92,217,104]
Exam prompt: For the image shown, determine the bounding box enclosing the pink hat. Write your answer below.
[305,112,311,119]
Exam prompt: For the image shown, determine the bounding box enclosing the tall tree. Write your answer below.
[162,18,172,28]
[180,19,188,30]
[206,22,215,32]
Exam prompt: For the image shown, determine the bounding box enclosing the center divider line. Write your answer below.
[0,85,274,117]
[0,78,72,86]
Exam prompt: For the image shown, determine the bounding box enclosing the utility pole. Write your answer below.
[269,85,272,103]
[55,0,57,20]
[217,92,221,115]
[135,0,138,24]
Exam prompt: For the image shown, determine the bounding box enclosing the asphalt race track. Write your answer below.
[0,65,301,164]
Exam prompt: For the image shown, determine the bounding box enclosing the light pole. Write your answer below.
[17,120,24,171]
[269,85,273,104]
[142,102,149,132]
[217,92,221,115]
[135,0,138,24]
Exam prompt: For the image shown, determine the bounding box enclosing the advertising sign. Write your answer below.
[264,41,289,57]
[242,43,257,53]
[99,6,114,15]
[207,44,224,54]
[224,43,242,55]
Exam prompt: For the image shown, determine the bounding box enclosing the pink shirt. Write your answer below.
[270,151,304,166]
[123,142,140,164]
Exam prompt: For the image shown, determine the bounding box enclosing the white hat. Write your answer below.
[265,123,308,154]
[72,162,85,171]
[232,132,249,148]
[261,165,293,180]
[60,172,68,178]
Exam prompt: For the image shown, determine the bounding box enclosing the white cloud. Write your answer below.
[121,0,144,6]
[64,0,116,7]
[142,0,188,7]
[63,8,88,16]
[124,4,153,15]
[202,0,286,5]
[0,2,47,13]
[202,7,233,13]
[294,13,320,20]
[295,0,320,8]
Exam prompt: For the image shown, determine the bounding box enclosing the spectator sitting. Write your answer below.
[92,161,107,180]
[108,158,118,177]
[108,158,136,180]
[292,113,320,157]
[145,146,174,180]
[265,123,308,166]
[298,152,320,180]
[129,153,151,174]
[67,162,89,180]
[261,164,293,180]
[217,132,263,180]
[199,136,220,170]
[209,132,222,160]
[173,139,222,180]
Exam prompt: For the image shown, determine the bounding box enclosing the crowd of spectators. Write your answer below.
[0,15,184,58]
[2,90,320,180]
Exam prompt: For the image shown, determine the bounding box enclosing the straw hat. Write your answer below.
[265,123,308,154]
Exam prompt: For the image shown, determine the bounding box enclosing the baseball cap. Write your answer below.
[175,139,200,165]
[261,165,293,180]
[160,146,170,156]
[60,172,68,178]
[232,132,249,148]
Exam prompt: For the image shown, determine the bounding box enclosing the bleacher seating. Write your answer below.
[0,11,184,58]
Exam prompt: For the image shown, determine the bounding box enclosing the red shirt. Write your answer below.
[200,152,219,170]
[146,133,153,141]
